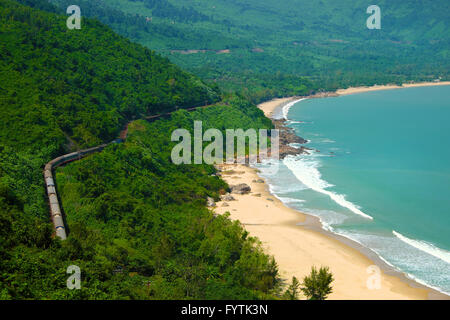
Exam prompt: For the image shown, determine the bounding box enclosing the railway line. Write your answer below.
[44,104,214,240]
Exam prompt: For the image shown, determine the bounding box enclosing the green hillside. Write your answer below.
[48,0,450,102]
[2,0,218,153]
[53,100,277,299]
[1,0,449,300]
[0,0,278,299]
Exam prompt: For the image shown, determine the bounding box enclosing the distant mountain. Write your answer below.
[48,0,449,101]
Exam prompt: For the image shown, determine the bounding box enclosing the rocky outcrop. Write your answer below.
[221,193,236,201]
[308,91,339,98]
[273,119,308,145]
[252,179,265,183]
[272,119,313,158]
[230,183,251,194]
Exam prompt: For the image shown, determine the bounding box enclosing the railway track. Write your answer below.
[44,104,214,239]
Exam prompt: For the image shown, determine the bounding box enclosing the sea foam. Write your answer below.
[276,196,306,204]
[282,98,307,120]
[393,231,450,264]
[283,155,373,220]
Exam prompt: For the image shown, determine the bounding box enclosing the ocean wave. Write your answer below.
[256,157,450,294]
[301,208,350,230]
[401,271,450,296]
[319,138,336,143]
[336,229,450,295]
[282,98,307,120]
[393,231,450,264]
[277,196,306,204]
[334,230,450,294]
[267,182,308,194]
[283,155,373,220]
[286,120,305,124]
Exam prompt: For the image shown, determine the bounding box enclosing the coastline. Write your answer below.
[335,81,450,96]
[258,82,450,119]
[215,85,450,299]
[258,97,302,118]
[214,164,446,299]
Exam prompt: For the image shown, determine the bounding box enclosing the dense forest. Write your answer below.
[53,99,278,299]
[2,0,219,152]
[0,0,279,299]
[1,0,449,300]
[48,0,450,102]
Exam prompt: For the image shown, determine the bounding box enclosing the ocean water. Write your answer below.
[257,86,450,294]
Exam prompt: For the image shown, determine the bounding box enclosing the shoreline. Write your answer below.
[335,81,450,96]
[216,85,450,299]
[258,81,450,118]
[214,164,447,299]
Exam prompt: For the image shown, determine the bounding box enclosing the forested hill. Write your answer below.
[0,0,280,299]
[1,0,219,154]
[0,0,281,300]
[46,0,450,102]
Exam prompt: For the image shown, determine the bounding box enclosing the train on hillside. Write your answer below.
[43,104,207,240]
[44,144,108,240]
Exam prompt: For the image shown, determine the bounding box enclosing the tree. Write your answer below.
[283,276,301,300]
[301,266,334,300]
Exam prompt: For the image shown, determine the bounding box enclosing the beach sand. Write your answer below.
[214,165,435,299]
[258,97,298,118]
[214,86,450,299]
[336,81,450,96]
[258,82,450,118]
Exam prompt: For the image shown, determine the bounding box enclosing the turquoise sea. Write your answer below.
[257,86,450,294]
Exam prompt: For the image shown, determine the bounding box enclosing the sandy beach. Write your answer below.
[214,85,450,299]
[257,83,450,119]
[336,81,450,96]
[214,164,440,299]
[258,97,298,118]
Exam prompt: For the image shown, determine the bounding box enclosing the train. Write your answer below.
[44,144,108,240]
[43,104,210,240]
